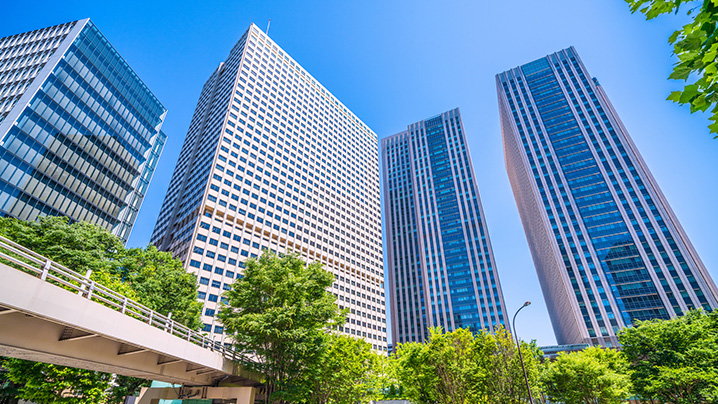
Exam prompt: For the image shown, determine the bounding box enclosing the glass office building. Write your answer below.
[151,24,387,350]
[382,108,507,344]
[497,47,718,346]
[0,19,167,242]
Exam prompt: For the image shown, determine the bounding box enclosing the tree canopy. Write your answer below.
[218,250,346,404]
[541,346,633,404]
[627,0,718,137]
[392,327,542,404]
[619,309,718,404]
[303,333,380,404]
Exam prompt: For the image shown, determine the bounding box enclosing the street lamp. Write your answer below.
[512,301,534,404]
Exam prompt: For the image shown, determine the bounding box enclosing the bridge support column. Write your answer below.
[137,386,256,404]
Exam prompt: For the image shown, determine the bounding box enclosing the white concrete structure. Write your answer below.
[136,386,256,404]
[0,236,260,387]
[150,24,387,350]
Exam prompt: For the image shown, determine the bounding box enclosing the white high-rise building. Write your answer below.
[151,24,387,350]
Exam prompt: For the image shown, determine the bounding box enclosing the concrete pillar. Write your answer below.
[137,386,256,404]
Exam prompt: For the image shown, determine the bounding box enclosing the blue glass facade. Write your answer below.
[0,20,166,242]
[383,108,506,344]
[497,47,718,346]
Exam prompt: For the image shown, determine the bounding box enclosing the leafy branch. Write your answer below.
[628,0,718,137]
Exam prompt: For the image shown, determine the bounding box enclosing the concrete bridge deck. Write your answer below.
[0,235,262,388]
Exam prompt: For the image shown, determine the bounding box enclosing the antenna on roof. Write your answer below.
[266,19,271,35]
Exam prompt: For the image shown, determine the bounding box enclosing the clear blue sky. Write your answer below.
[2,1,716,347]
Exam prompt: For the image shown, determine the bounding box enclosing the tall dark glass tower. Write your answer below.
[0,19,167,242]
[497,47,718,346]
[382,108,507,344]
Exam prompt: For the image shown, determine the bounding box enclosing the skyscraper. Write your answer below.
[151,24,387,350]
[382,108,507,344]
[0,19,167,242]
[497,47,718,346]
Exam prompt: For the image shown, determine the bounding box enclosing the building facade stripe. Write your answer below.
[383,108,507,344]
[497,47,718,346]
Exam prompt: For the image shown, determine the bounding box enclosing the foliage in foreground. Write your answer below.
[627,0,718,137]
[393,327,542,404]
[303,333,382,404]
[541,346,633,404]
[219,250,371,404]
[619,309,718,404]
[0,217,202,403]
[2,360,110,404]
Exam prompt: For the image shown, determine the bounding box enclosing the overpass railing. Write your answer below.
[0,234,251,364]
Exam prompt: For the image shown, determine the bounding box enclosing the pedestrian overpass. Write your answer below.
[0,236,263,403]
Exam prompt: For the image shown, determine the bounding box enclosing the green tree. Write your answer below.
[304,333,379,404]
[0,366,20,404]
[392,327,542,404]
[118,246,203,330]
[393,340,439,404]
[541,346,633,404]
[0,216,133,297]
[473,327,542,404]
[369,352,403,401]
[2,359,110,404]
[427,328,479,404]
[218,250,345,404]
[0,217,202,403]
[626,0,718,137]
[619,309,718,404]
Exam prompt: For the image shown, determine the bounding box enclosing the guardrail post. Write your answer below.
[40,259,51,281]
[148,311,153,326]
[121,297,127,314]
[87,281,95,300]
[78,270,92,297]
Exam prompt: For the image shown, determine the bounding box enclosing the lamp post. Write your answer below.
[512,301,534,404]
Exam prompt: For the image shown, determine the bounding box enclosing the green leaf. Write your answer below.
[669,65,692,80]
[669,30,681,43]
[703,50,718,63]
[667,91,683,102]
[680,84,700,102]
[691,96,710,111]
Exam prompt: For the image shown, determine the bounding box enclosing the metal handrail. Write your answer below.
[0,235,251,364]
